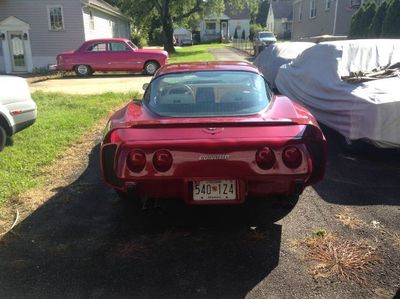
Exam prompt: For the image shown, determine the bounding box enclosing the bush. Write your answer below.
[250,23,264,40]
[234,27,238,39]
[349,0,377,38]
[241,29,246,39]
[381,0,400,37]
[369,1,388,37]
[131,31,148,48]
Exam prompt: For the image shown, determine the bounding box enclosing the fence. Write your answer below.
[232,38,254,56]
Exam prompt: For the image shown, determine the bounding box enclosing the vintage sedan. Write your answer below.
[100,62,326,208]
[56,38,169,76]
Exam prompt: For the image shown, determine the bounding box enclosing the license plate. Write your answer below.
[193,180,236,200]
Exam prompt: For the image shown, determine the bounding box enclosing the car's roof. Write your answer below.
[157,61,260,76]
[85,38,130,43]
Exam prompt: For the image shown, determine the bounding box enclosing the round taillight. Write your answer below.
[127,149,146,173]
[153,150,173,172]
[282,146,302,169]
[256,147,276,170]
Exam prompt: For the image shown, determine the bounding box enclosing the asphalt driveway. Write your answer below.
[0,128,399,298]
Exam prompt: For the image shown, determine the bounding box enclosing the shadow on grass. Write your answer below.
[0,144,282,298]
[313,125,400,206]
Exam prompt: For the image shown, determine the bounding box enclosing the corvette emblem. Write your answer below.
[199,154,230,160]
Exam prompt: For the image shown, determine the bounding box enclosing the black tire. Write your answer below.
[144,61,160,76]
[0,126,6,152]
[74,64,92,76]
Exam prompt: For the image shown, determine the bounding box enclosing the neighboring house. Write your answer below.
[199,4,250,42]
[292,0,384,41]
[266,0,294,39]
[0,0,130,74]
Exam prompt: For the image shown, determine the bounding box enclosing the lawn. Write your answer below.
[0,91,137,206]
[168,43,227,64]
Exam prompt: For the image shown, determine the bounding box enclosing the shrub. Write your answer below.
[234,27,238,39]
[250,23,264,40]
[241,29,246,40]
[349,0,377,38]
[369,1,388,37]
[381,0,400,37]
[131,31,148,48]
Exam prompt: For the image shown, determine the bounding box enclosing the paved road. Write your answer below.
[0,128,399,298]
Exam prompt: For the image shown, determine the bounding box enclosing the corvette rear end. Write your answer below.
[100,62,326,206]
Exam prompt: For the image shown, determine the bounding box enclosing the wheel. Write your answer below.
[75,64,92,76]
[144,61,160,76]
[0,126,6,152]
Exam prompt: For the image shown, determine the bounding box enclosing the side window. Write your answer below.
[109,42,130,51]
[47,5,64,31]
[87,43,107,52]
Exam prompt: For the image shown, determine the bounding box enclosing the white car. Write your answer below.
[0,76,37,151]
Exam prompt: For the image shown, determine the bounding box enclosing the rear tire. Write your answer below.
[0,126,6,152]
[75,64,92,76]
[144,61,160,76]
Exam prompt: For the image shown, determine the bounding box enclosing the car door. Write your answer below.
[108,41,140,71]
[83,42,109,71]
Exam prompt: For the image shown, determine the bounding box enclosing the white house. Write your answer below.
[266,0,294,39]
[0,0,130,74]
[199,4,250,42]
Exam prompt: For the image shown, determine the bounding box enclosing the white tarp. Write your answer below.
[275,39,400,148]
[254,42,315,88]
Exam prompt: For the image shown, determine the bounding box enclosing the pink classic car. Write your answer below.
[56,38,169,76]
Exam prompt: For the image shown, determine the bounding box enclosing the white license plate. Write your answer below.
[193,180,236,200]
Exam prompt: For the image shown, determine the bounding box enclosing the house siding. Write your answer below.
[82,6,130,41]
[292,0,357,40]
[0,0,85,68]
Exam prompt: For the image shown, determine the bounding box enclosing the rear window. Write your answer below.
[259,32,274,38]
[144,71,270,117]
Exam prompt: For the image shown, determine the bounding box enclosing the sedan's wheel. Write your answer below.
[144,61,160,76]
[0,126,7,152]
[75,64,92,76]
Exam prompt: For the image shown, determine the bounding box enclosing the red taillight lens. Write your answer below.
[282,146,302,169]
[127,149,146,173]
[256,147,276,170]
[153,150,173,172]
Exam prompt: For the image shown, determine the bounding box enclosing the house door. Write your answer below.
[8,31,27,72]
[221,21,228,40]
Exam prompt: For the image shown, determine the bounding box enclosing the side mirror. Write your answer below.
[142,83,149,91]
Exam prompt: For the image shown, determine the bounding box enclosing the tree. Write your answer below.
[117,0,258,53]
[369,1,388,37]
[381,0,400,37]
[349,0,377,38]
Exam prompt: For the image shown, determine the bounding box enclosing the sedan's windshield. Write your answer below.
[144,71,270,117]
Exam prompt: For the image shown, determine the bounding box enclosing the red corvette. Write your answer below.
[56,38,168,76]
[101,62,326,207]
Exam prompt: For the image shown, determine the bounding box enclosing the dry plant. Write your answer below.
[297,232,381,283]
[335,208,366,229]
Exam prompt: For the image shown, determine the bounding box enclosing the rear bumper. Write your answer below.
[122,176,307,205]
[11,108,37,135]
[101,143,309,205]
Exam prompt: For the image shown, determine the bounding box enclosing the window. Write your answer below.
[109,42,130,51]
[47,5,64,31]
[298,3,303,22]
[309,0,317,18]
[144,71,270,117]
[87,43,107,52]
[350,0,362,8]
[205,22,216,33]
[325,0,331,10]
[89,10,95,30]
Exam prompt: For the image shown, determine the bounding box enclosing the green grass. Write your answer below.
[168,43,227,64]
[0,91,138,206]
